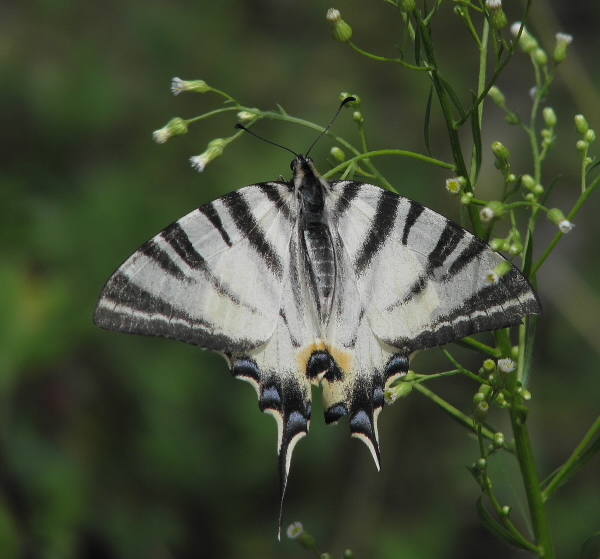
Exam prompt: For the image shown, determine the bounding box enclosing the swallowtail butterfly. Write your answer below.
[94,110,540,532]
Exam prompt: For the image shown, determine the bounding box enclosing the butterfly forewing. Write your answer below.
[327,181,540,353]
[94,182,297,352]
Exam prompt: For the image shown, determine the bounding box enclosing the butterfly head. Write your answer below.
[291,155,326,192]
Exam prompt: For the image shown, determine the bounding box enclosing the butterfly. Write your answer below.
[94,114,541,534]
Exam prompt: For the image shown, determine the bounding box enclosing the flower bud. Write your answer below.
[399,0,416,11]
[489,238,504,251]
[520,174,536,190]
[171,78,211,95]
[352,111,364,124]
[479,200,506,223]
[553,32,573,64]
[507,173,517,183]
[533,48,548,66]
[547,208,575,233]
[327,9,353,43]
[485,260,511,284]
[510,22,538,53]
[493,432,505,448]
[190,138,226,172]
[237,111,259,123]
[508,242,523,256]
[492,141,510,166]
[474,401,489,422]
[487,86,505,106]
[486,0,507,30]
[576,140,589,156]
[542,107,557,128]
[518,388,532,400]
[384,381,413,404]
[473,392,487,405]
[152,117,188,144]
[574,114,589,135]
[460,192,473,205]
[585,129,596,143]
[330,146,346,163]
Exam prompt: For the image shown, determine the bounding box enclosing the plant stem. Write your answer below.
[509,399,555,558]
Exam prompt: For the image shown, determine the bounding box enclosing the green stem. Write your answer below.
[414,383,515,454]
[542,415,600,500]
[509,399,555,558]
[530,175,600,275]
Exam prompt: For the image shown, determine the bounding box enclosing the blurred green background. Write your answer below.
[1,1,599,558]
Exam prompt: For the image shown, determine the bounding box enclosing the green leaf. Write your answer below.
[470,91,482,182]
[475,497,537,552]
[522,225,535,278]
[585,157,600,175]
[438,75,466,121]
[424,86,434,156]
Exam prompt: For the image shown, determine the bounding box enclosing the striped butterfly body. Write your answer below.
[94,154,540,529]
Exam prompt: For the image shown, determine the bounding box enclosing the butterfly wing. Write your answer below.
[318,180,540,465]
[94,182,298,352]
[328,181,541,352]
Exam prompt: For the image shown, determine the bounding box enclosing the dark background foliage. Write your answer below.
[1,1,599,558]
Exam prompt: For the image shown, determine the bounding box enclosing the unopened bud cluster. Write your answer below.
[574,114,595,168]
[489,228,522,256]
[521,173,544,202]
[327,9,353,43]
[485,0,507,30]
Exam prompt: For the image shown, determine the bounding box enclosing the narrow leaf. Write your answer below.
[424,86,434,156]
[475,497,536,551]
[439,76,466,121]
[470,91,482,181]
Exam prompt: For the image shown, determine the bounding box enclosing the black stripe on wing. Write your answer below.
[222,190,284,278]
[402,201,425,245]
[162,221,206,269]
[388,268,541,352]
[94,273,256,350]
[200,202,233,247]
[402,220,466,301]
[139,239,188,281]
[354,190,400,275]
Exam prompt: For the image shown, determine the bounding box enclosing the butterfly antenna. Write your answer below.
[235,124,298,158]
[305,96,356,157]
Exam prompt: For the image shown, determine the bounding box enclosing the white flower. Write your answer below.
[497,358,515,373]
[510,22,522,37]
[485,270,499,284]
[190,155,208,172]
[287,521,304,539]
[326,8,341,22]
[152,128,170,144]
[558,219,575,233]
[555,32,573,46]
[486,0,502,9]
[171,78,210,95]
[480,206,495,222]
[445,177,463,195]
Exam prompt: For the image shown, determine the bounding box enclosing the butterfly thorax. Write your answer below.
[293,156,336,326]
